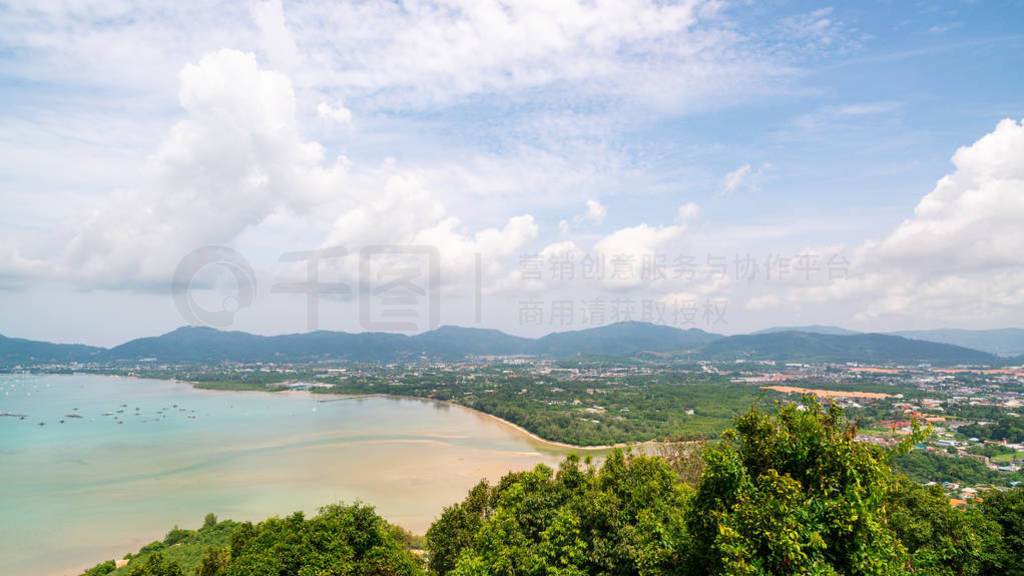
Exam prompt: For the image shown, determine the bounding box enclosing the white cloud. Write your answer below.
[0,0,838,115]
[251,0,301,73]
[3,48,561,291]
[593,223,685,288]
[793,101,900,133]
[677,202,701,220]
[745,294,780,311]
[788,118,1024,323]
[569,199,607,227]
[583,199,608,224]
[320,167,539,285]
[11,49,348,287]
[295,0,776,108]
[4,48,348,284]
[719,163,769,196]
[317,100,352,124]
[721,164,751,196]
[558,219,571,236]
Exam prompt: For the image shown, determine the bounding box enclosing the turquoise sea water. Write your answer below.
[0,374,568,576]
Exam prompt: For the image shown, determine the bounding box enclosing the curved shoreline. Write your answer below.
[228,388,653,451]
[296,390,653,451]
[435,400,655,452]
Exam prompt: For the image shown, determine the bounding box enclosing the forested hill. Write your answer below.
[700,331,1000,366]
[0,334,104,365]
[0,322,1013,366]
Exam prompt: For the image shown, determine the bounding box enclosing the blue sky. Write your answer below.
[1,0,1023,346]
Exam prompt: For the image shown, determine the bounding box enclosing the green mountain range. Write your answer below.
[1,322,1017,367]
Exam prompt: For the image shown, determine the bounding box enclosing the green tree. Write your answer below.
[217,502,423,576]
[887,481,1006,575]
[127,553,184,576]
[194,547,229,576]
[686,397,908,576]
[980,488,1024,576]
[426,481,492,576]
[426,452,691,576]
[81,560,116,576]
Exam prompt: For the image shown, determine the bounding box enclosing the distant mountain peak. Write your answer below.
[753,325,860,336]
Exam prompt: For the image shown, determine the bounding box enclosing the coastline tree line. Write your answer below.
[83,398,1024,576]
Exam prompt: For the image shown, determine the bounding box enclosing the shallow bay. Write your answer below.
[0,374,571,576]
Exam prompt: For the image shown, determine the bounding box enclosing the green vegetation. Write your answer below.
[83,505,423,576]
[979,488,1024,576]
[424,398,1023,575]
[184,364,767,446]
[892,450,1024,485]
[327,373,764,446]
[887,481,1007,575]
[83,399,1024,576]
[958,415,1024,444]
[80,514,237,576]
[426,451,690,576]
[699,331,999,366]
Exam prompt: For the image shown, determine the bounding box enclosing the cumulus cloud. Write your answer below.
[320,167,539,285]
[593,223,686,288]
[0,48,555,293]
[789,118,1024,323]
[568,199,607,227]
[55,49,346,287]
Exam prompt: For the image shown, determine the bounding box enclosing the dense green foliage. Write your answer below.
[887,481,1008,575]
[685,400,908,575]
[82,560,117,576]
[453,378,761,445]
[892,450,1024,485]
[82,505,422,576]
[958,415,1024,444]
[979,488,1024,576]
[426,398,1024,576]
[80,515,237,576]
[214,503,422,576]
[426,451,691,576]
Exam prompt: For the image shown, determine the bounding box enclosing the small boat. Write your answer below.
[38,422,45,426]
